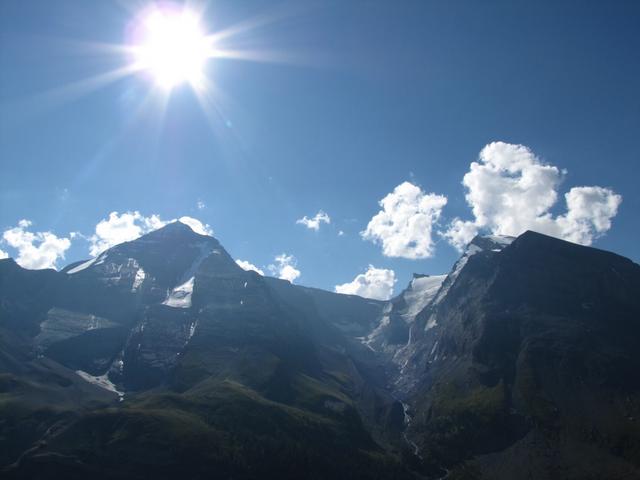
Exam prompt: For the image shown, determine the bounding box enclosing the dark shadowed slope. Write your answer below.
[400,232,640,479]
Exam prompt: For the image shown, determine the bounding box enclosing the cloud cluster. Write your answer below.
[89,211,213,256]
[443,142,622,250]
[89,212,164,256]
[335,265,396,300]
[1,219,71,269]
[236,259,264,275]
[296,210,331,231]
[1,212,215,271]
[268,254,301,283]
[0,249,7,259]
[362,182,447,259]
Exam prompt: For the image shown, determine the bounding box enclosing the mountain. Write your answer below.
[0,222,409,479]
[398,232,640,478]
[1,223,639,479]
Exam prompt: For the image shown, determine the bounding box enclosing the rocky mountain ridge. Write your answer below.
[1,222,639,479]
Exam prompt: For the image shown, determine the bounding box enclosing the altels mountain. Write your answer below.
[1,221,639,479]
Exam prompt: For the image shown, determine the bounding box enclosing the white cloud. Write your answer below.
[443,142,622,250]
[338,230,345,236]
[177,216,213,236]
[268,253,301,283]
[89,211,165,256]
[362,182,448,259]
[555,186,623,245]
[88,212,213,256]
[335,265,396,300]
[441,218,479,252]
[236,259,264,275]
[0,249,8,259]
[296,210,331,231]
[197,200,205,210]
[2,219,71,270]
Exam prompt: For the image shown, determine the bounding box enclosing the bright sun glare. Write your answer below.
[132,8,211,89]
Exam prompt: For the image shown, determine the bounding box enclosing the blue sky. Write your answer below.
[1,0,638,298]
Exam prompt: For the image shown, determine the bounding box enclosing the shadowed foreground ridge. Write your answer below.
[1,224,639,479]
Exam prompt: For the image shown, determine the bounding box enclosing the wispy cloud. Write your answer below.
[296,210,331,231]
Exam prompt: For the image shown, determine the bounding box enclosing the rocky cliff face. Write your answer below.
[1,225,639,479]
[400,232,640,478]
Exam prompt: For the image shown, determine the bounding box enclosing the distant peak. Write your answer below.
[467,234,515,253]
[517,230,559,242]
[147,221,203,238]
[133,221,219,248]
[511,229,591,251]
[161,220,194,232]
[0,257,17,267]
[412,273,429,279]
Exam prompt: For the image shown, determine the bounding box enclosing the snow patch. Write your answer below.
[181,319,199,347]
[76,370,124,399]
[486,234,515,246]
[425,313,438,331]
[131,267,146,292]
[68,252,110,275]
[430,340,439,357]
[162,242,213,309]
[163,277,195,308]
[67,251,108,274]
[188,320,198,340]
[401,275,447,321]
[115,357,124,373]
[66,258,96,274]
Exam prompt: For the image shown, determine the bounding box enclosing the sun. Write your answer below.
[131,7,212,89]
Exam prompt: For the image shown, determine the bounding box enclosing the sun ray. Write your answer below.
[71,85,169,190]
[3,2,332,145]
[4,63,142,128]
[212,47,316,67]
[190,75,234,143]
